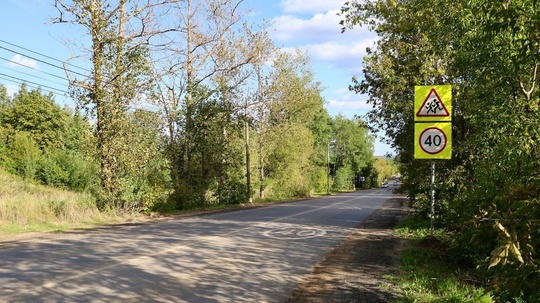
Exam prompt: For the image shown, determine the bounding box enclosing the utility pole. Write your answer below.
[327,142,330,195]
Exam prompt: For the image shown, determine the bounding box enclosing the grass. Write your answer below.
[392,216,493,303]
[0,169,121,236]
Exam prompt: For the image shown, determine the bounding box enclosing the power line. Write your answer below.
[0,63,67,87]
[0,72,69,95]
[0,40,158,113]
[0,39,91,73]
[0,45,88,78]
[0,56,68,82]
[0,75,74,104]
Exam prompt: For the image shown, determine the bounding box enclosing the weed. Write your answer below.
[393,216,493,303]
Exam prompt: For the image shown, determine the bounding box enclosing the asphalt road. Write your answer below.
[0,188,395,302]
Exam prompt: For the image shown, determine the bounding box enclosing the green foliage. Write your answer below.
[0,84,100,192]
[1,84,68,149]
[8,131,42,180]
[332,164,354,191]
[109,110,172,211]
[372,157,396,185]
[266,124,314,198]
[38,149,98,191]
[309,166,328,194]
[172,85,246,209]
[340,0,540,301]
[395,217,493,303]
[0,126,14,170]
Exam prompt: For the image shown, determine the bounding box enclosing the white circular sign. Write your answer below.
[419,127,447,154]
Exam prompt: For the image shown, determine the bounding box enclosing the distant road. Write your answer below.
[0,189,395,302]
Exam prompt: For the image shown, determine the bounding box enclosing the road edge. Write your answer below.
[287,195,410,303]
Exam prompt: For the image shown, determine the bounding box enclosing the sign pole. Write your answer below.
[430,160,435,234]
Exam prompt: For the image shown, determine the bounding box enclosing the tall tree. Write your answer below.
[153,0,253,208]
[331,115,374,191]
[254,50,327,198]
[54,0,174,209]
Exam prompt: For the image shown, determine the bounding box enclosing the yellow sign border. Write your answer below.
[414,122,452,159]
[414,85,452,122]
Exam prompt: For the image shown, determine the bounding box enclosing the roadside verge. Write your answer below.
[287,195,409,303]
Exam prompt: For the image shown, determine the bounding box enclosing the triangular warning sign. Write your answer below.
[416,88,450,117]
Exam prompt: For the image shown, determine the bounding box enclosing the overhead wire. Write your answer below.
[0,39,77,103]
[0,39,91,73]
[0,72,69,95]
[0,39,89,78]
[0,64,67,87]
[0,56,70,82]
[0,75,72,102]
[0,44,88,78]
[0,39,158,113]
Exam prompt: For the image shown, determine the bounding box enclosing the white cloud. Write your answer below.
[308,40,375,68]
[7,54,39,70]
[272,10,349,43]
[269,0,380,119]
[280,0,343,14]
[327,93,373,112]
[271,10,377,68]
[280,39,375,74]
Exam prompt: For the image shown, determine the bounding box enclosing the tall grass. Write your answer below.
[392,216,493,303]
[0,170,115,234]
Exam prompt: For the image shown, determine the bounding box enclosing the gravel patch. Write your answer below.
[287,195,410,303]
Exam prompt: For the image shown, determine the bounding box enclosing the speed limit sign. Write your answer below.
[414,123,452,159]
[420,127,446,154]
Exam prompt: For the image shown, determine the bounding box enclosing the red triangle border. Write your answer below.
[416,88,450,117]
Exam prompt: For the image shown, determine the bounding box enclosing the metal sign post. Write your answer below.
[430,160,435,234]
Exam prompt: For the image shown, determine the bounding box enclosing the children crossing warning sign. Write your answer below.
[414,85,452,122]
[416,88,449,117]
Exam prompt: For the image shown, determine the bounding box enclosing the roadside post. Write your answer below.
[413,85,452,234]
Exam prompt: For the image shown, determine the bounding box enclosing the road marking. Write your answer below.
[263,227,326,240]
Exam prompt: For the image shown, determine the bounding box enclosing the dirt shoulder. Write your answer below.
[287,195,410,303]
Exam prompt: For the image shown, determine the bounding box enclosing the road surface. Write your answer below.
[0,189,395,302]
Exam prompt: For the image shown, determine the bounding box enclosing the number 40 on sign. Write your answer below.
[414,122,452,159]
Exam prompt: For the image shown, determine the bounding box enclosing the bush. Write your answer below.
[9,131,42,181]
[332,165,355,191]
[310,166,328,193]
[35,149,99,191]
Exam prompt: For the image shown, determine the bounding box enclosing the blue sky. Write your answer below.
[0,0,391,156]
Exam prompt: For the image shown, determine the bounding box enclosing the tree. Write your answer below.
[54,0,173,209]
[152,0,253,208]
[330,115,374,191]
[0,85,8,104]
[254,49,327,198]
[1,84,68,149]
[0,84,98,189]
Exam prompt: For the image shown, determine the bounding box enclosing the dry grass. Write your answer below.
[0,170,119,235]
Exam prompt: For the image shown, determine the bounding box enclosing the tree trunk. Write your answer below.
[256,60,265,199]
